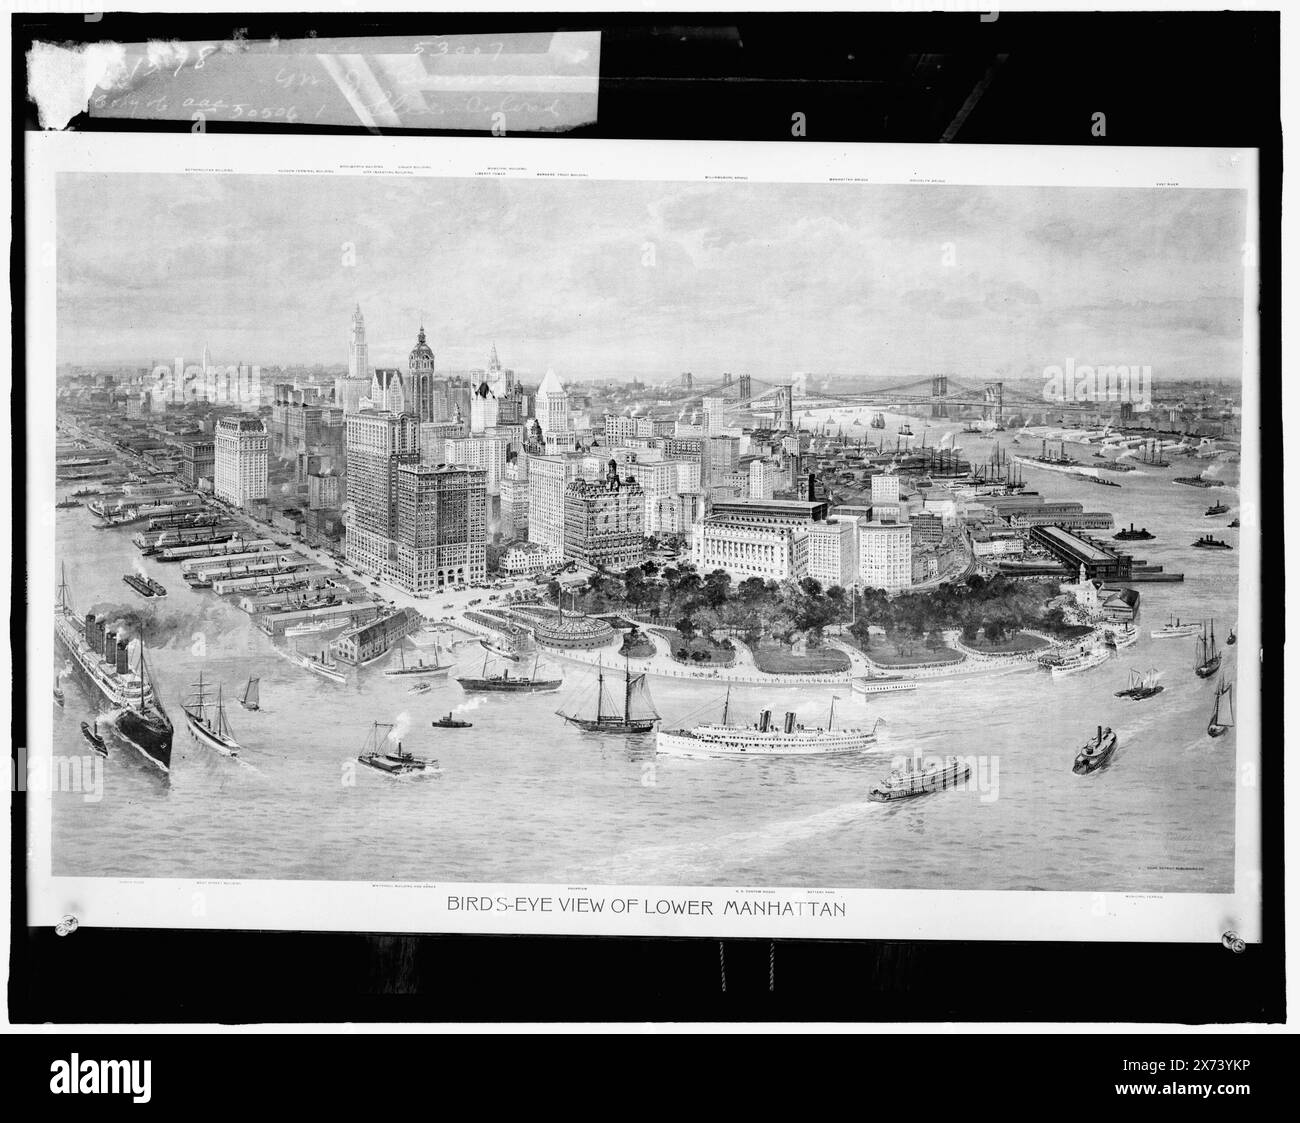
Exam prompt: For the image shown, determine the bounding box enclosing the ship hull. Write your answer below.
[456,677,562,693]
[562,715,657,734]
[182,708,239,755]
[655,729,877,758]
[868,761,971,801]
[384,666,449,678]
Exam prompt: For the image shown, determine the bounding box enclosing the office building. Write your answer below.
[806,518,858,589]
[562,461,646,570]
[859,520,913,593]
[391,462,488,592]
[214,417,268,508]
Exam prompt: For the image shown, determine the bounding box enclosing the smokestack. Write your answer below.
[103,627,116,663]
[116,639,129,674]
[84,613,99,653]
[759,709,771,732]
[784,712,796,734]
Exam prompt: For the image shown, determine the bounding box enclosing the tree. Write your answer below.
[546,579,562,604]
[641,559,659,578]
[675,614,697,642]
[799,576,823,598]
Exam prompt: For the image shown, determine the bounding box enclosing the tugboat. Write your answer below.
[239,675,260,711]
[408,681,432,695]
[181,672,241,755]
[357,722,437,776]
[1226,627,1237,646]
[1205,502,1229,516]
[1151,614,1200,638]
[1115,668,1163,700]
[1192,534,1232,550]
[296,649,346,684]
[1207,678,1234,738]
[898,422,913,437]
[55,497,81,509]
[457,651,562,694]
[1228,517,1240,528]
[432,713,473,729]
[1072,725,1118,775]
[1194,621,1222,678]
[80,720,108,756]
[867,756,971,802]
[383,638,448,679]
[1114,523,1155,541]
[556,659,660,734]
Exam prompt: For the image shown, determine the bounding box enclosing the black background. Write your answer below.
[9,9,1283,1036]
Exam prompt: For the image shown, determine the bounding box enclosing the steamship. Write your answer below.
[54,563,173,769]
[656,692,879,758]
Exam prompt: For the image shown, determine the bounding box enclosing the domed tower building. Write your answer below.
[407,323,438,421]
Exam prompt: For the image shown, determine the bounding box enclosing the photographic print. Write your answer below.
[24,134,1261,941]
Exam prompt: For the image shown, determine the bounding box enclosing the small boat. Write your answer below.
[357,721,437,775]
[1113,523,1154,541]
[55,497,81,509]
[1115,668,1164,701]
[123,572,157,597]
[556,659,660,734]
[1103,624,1139,649]
[868,756,971,802]
[240,675,260,711]
[457,651,562,694]
[181,672,241,755]
[851,675,919,696]
[409,681,432,694]
[53,686,64,706]
[433,713,473,729]
[1226,627,1236,646]
[1072,725,1118,775]
[1193,535,1232,550]
[384,638,449,679]
[1207,678,1234,738]
[1151,615,1199,639]
[1044,643,1109,677]
[1228,518,1240,528]
[1173,476,1224,488]
[80,720,108,756]
[1205,502,1229,516]
[297,649,346,684]
[1194,621,1222,678]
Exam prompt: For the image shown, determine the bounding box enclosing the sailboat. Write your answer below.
[240,675,260,711]
[556,658,660,734]
[1115,668,1164,700]
[384,637,448,679]
[1207,678,1234,738]
[1194,620,1222,678]
[182,672,241,755]
[357,721,436,775]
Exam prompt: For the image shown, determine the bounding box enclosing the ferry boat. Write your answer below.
[123,572,167,597]
[457,652,562,694]
[1192,534,1232,550]
[868,756,971,802]
[851,674,918,696]
[1172,476,1224,488]
[556,659,660,734]
[54,563,173,770]
[1072,725,1118,775]
[1115,668,1163,701]
[656,692,879,758]
[1070,471,1120,488]
[1151,615,1200,639]
[1040,642,1109,677]
[433,713,472,729]
[1113,523,1155,541]
[80,720,108,756]
[479,638,522,662]
[384,638,449,679]
[1204,502,1229,516]
[1103,624,1139,649]
[1014,439,1078,476]
[357,722,437,776]
[182,672,241,755]
[240,676,260,711]
[1194,621,1222,678]
[295,649,347,684]
[1207,678,1234,738]
[55,497,81,509]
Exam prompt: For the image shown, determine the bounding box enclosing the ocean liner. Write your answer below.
[656,691,879,758]
[54,563,173,769]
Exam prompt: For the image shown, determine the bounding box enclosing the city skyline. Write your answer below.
[57,173,1248,382]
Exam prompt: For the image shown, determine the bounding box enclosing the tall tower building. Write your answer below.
[392,463,488,592]
[214,418,268,509]
[535,368,575,452]
[348,305,369,380]
[407,324,438,421]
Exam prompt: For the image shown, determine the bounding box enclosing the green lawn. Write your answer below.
[619,631,657,658]
[965,631,1049,654]
[656,629,736,665]
[753,643,851,675]
[858,636,965,667]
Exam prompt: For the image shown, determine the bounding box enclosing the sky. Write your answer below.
[56,172,1249,385]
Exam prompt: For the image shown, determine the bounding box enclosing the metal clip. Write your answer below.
[1222,930,1246,954]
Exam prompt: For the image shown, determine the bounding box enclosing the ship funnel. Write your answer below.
[784,712,797,734]
[115,639,129,673]
[759,710,771,732]
[102,627,116,663]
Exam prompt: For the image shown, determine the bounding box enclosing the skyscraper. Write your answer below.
[214,418,269,508]
[343,411,419,574]
[535,368,575,452]
[392,463,488,592]
[562,461,646,570]
[348,304,368,380]
[407,323,438,421]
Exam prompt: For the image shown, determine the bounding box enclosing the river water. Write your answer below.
[50,416,1241,893]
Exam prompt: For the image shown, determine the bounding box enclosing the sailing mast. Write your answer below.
[595,659,603,723]
[722,685,731,724]
[624,658,633,725]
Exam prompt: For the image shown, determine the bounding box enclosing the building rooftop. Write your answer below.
[1034,524,1114,563]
